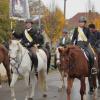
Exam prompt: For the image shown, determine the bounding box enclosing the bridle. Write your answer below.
[60,53,71,72]
[9,43,26,75]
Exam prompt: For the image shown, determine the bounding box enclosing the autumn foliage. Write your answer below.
[0,0,11,42]
[42,8,65,43]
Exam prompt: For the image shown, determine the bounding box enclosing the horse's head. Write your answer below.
[9,40,20,64]
[58,47,70,73]
[58,45,76,71]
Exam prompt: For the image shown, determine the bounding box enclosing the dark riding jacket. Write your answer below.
[89,31,100,46]
[71,27,90,44]
[13,28,44,48]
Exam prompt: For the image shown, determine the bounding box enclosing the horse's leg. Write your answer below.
[58,71,63,91]
[10,73,18,100]
[24,72,31,100]
[0,74,2,88]
[60,71,65,90]
[38,69,48,97]
[92,75,97,89]
[97,70,100,88]
[43,70,48,97]
[29,72,36,100]
[92,75,97,100]
[66,77,74,100]
[58,68,66,91]
[3,58,11,86]
[88,74,94,94]
[80,77,86,100]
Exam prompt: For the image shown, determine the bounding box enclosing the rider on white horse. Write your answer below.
[12,19,44,77]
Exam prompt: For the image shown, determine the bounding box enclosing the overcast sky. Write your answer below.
[41,0,100,19]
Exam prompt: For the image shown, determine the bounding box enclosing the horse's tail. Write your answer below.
[38,69,47,92]
[42,48,51,74]
[47,52,51,74]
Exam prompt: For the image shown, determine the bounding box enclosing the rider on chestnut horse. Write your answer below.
[71,16,97,93]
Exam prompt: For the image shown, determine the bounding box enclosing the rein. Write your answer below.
[10,44,26,76]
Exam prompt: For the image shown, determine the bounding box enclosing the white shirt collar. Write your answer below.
[27,28,32,31]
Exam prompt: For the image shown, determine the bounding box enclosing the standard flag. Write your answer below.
[9,0,30,20]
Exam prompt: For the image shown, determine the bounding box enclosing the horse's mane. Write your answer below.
[65,45,82,55]
[0,44,9,62]
[65,45,85,68]
[17,41,29,53]
[0,44,8,54]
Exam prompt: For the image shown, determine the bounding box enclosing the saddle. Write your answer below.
[77,41,97,74]
[82,48,97,75]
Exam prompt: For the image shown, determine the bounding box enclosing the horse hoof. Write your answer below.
[62,85,65,89]
[13,98,16,100]
[28,98,33,100]
[88,90,94,95]
[43,94,47,98]
[0,85,2,88]
[58,88,62,92]
[98,85,100,89]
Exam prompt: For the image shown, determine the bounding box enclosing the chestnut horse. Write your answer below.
[58,45,97,100]
[94,40,100,88]
[97,52,100,87]
[0,44,11,86]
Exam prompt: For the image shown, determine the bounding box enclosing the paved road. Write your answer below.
[0,70,100,100]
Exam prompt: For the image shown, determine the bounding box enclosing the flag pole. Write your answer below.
[39,0,41,29]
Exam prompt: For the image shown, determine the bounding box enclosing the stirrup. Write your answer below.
[91,67,97,75]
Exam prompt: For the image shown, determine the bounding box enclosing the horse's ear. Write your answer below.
[58,47,64,54]
[65,47,70,54]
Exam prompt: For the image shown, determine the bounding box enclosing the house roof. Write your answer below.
[68,12,100,28]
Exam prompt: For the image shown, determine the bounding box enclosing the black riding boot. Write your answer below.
[32,53,38,76]
[97,71,100,88]
[29,49,38,78]
[88,75,94,94]
[85,47,97,75]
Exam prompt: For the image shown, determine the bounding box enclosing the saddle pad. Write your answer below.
[81,48,89,61]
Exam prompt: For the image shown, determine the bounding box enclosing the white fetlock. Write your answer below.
[0,85,2,88]
[25,96,28,100]
[13,98,16,100]
[56,60,60,65]
[83,94,86,100]
[12,97,16,100]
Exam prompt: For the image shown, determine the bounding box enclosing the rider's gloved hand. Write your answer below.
[25,43,30,47]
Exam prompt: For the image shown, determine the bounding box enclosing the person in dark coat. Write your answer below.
[34,28,44,47]
[12,19,44,76]
[71,17,95,68]
[58,28,71,47]
[88,23,100,47]
[12,19,37,48]
[71,16,97,93]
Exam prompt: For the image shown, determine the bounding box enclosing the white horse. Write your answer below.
[9,40,48,100]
